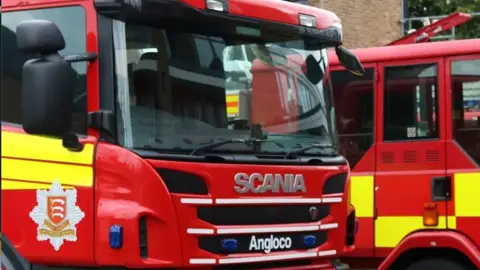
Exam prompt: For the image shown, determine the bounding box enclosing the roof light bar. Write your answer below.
[206,0,228,12]
[299,14,316,28]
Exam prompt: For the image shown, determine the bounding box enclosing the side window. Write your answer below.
[383,64,438,141]
[1,6,87,133]
[332,68,374,168]
[451,59,480,165]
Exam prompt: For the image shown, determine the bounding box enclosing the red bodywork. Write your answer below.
[1,0,355,269]
[328,38,480,269]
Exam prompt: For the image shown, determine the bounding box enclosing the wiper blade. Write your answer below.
[190,138,272,156]
[284,143,337,159]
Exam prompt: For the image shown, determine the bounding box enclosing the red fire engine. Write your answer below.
[1,0,364,269]
[328,12,480,270]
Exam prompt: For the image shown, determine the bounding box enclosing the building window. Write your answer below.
[332,68,374,168]
[1,6,87,134]
[383,63,438,141]
[452,59,480,165]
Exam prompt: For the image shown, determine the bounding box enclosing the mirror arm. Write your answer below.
[88,110,115,136]
[62,133,84,152]
[64,52,97,63]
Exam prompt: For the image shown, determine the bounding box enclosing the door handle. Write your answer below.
[431,176,452,201]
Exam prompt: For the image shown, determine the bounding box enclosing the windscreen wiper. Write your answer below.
[190,138,272,156]
[283,143,337,159]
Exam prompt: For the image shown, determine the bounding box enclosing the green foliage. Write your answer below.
[408,0,480,39]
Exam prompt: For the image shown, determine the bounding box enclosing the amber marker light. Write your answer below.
[423,202,439,226]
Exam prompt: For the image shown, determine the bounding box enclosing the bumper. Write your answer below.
[190,260,342,270]
[23,261,344,270]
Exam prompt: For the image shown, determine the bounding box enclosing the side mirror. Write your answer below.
[335,46,365,76]
[303,54,324,85]
[17,20,75,136]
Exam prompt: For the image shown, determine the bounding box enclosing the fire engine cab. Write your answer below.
[1,0,364,269]
[328,12,480,270]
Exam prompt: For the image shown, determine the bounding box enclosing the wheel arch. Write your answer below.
[387,247,475,270]
[378,230,480,270]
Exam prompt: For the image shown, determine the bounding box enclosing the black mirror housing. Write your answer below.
[17,20,75,136]
[22,55,75,136]
[304,54,324,85]
[17,19,65,54]
[335,46,365,76]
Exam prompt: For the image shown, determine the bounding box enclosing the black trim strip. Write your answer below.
[96,14,117,143]
[1,235,30,270]
[134,149,347,165]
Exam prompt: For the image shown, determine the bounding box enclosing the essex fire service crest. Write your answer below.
[29,180,85,251]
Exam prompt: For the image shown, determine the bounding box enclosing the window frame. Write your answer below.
[378,58,446,143]
[330,64,377,169]
[1,3,94,135]
[445,54,480,167]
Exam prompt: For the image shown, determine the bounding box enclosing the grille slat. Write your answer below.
[198,205,330,225]
[381,152,395,164]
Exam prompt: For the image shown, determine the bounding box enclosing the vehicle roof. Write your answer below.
[329,38,480,66]
[2,0,341,30]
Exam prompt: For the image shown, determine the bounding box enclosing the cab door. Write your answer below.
[444,55,480,235]
[374,58,448,255]
[331,64,377,257]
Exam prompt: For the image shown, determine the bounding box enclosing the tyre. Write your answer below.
[406,258,470,270]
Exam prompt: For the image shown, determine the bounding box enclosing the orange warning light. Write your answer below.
[423,202,438,226]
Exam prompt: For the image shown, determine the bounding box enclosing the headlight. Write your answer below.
[206,0,228,12]
[299,14,316,28]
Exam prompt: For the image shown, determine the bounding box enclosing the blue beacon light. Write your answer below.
[221,238,238,253]
[303,235,317,248]
[109,225,123,249]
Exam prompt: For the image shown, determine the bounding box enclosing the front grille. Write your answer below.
[199,231,328,254]
[346,209,356,246]
[198,205,330,225]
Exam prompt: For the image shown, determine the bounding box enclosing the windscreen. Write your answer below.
[114,21,337,155]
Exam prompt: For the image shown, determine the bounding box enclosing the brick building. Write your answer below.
[307,0,405,48]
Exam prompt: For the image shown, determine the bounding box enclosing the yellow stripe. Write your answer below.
[350,175,374,217]
[375,216,454,248]
[1,180,77,190]
[227,106,239,115]
[1,131,94,165]
[226,95,239,102]
[454,172,480,217]
[1,158,93,187]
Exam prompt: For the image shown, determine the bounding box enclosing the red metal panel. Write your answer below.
[94,142,183,268]
[375,172,443,216]
[456,217,480,244]
[2,188,95,265]
[350,217,374,257]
